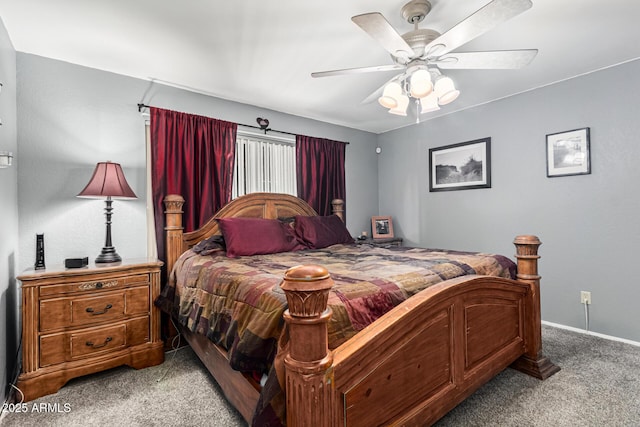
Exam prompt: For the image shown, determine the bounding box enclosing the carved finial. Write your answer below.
[164,194,184,214]
[281,265,333,318]
[513,235,541,282]
[514,235,541,257]
[331,199,344,221]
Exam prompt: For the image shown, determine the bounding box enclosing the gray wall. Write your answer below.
[17,54,379,273]
[377,59,640,342]
[0,18,19,404]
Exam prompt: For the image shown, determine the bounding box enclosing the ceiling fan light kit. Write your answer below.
[379,67,458,115]
[312,0,537,119]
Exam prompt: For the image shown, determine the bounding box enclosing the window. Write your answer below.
[232,128,297,198]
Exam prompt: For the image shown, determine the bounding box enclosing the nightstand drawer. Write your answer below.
[39,316,150,367]
[39,273,150,297]
[40,286,150,332]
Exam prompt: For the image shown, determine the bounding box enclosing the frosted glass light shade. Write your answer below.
[410,69,433,98]
[388,94,410,116]
[378,81,403,109]
[420,92,440,114]
[434,76,460,105]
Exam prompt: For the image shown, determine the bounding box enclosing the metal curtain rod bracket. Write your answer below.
[136,103,348,144]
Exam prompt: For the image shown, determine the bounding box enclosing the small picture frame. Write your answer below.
[546,128,591,177]
[371,216,394,239]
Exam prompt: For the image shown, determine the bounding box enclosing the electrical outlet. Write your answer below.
[580,291,592,305]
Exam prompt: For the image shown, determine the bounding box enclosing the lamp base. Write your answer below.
[95,246,122,264]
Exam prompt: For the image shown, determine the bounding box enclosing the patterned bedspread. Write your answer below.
[157,243,514,369]
[155,243,516,424]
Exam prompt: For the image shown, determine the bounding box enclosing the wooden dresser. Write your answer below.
[16,259,164,401]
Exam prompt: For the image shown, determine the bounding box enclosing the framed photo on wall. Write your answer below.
[429,137,491,192]
[371,216,394,239]
[546,127,591,177]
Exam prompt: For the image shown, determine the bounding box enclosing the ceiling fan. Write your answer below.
[311,0,537,116]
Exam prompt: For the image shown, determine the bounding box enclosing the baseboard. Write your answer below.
[542,320,640,347]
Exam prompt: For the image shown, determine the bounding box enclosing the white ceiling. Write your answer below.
[1,0,639,134]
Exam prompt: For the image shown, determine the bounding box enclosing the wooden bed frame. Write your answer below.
[163,192,559,426]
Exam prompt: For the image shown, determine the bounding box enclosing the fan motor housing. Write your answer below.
[390,28,441,63]
[403,29,440,57]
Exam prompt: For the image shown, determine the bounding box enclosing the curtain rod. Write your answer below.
[137,103,349,144]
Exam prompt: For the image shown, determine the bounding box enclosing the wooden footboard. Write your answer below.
[280,236,559,427]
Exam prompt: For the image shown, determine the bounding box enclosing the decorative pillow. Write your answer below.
[294,215,354,249]
[192,234,226,255]
[217,217,306,258]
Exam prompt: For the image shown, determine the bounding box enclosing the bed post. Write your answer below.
[281,265,336,427]
[331,198,344,221]
[511,235,560,379]
[164,194,186,277]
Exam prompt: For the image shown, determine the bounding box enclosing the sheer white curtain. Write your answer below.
[232,128,297,198]
[145,123,157,259]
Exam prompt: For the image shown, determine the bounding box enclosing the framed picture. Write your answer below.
[429,137,491,192]
[371,216,394,239]
[546,128,591,177]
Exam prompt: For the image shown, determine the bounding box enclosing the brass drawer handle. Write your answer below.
[85,304,113,315]
[85,336,113,349]
[78,280,118,291]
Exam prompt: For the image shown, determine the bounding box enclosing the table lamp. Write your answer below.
[77,161,137,263]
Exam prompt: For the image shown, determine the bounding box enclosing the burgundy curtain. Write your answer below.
[150,107,237,265]
[296,135,346,216]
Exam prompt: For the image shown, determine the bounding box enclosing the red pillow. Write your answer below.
[217,217,306,258]
[294,215,354,249]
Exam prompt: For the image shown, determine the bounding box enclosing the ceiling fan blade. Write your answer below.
[435,49,538,69]
[424,0,533,58]
[352,12,415,59]
[360,73,404,104]
[311,64,403,78]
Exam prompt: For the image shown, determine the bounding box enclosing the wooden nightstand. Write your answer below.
[356,237,403,248]
[16,259,164,401]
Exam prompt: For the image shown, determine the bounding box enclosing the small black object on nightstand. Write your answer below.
[65,257,89,269]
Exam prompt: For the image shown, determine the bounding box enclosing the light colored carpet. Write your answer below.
[0,347,244,427]
[2,325,639,426]
[437,325,640,426]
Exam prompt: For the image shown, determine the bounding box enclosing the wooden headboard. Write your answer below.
[163,192,345,276]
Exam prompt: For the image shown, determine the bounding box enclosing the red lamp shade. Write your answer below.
[77,161,137,199]
[77,161,136,263]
